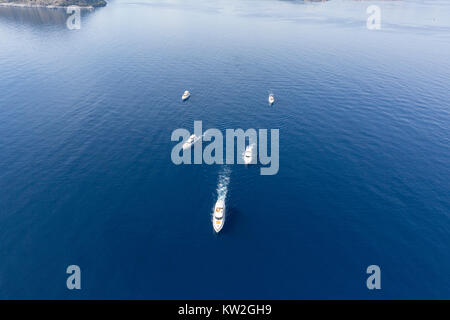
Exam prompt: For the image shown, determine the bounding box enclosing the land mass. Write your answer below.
[0,0,106,8]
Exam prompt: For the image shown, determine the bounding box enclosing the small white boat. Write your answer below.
[243,144,254,165]
[212,199,226,233]
[268,94,275,105]
[182,90,191,101]
[182,134,199,150]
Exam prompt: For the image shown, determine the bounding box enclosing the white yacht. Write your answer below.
[182,90,191,101]
[243,144,254,165]
[268,94,275,105]
[212,199,226,233]
[182,134,199,150]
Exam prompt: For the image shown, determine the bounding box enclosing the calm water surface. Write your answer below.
[0,0,449,298]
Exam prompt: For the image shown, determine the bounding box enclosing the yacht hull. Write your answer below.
[213,216,225,233]
[213,200,226,233]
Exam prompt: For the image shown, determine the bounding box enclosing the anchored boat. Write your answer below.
[243,144,254,165]
[182,90,191,101]
[182,134,199,150]
[268,94,275,105]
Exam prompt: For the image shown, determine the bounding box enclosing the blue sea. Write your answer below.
[0,0,449,299]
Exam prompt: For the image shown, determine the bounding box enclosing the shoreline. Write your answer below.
[0,2,99,9]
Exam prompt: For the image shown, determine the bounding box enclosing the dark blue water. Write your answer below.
[0,0,449,299]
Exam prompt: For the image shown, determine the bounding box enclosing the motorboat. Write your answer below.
[268,94,275,105]
[212,199,226,233]
[182,90,191,101]
[182,134,199,150]
[243,144,254,165]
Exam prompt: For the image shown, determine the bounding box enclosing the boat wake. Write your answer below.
[212,167,231,233]
[216,167,230,202]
